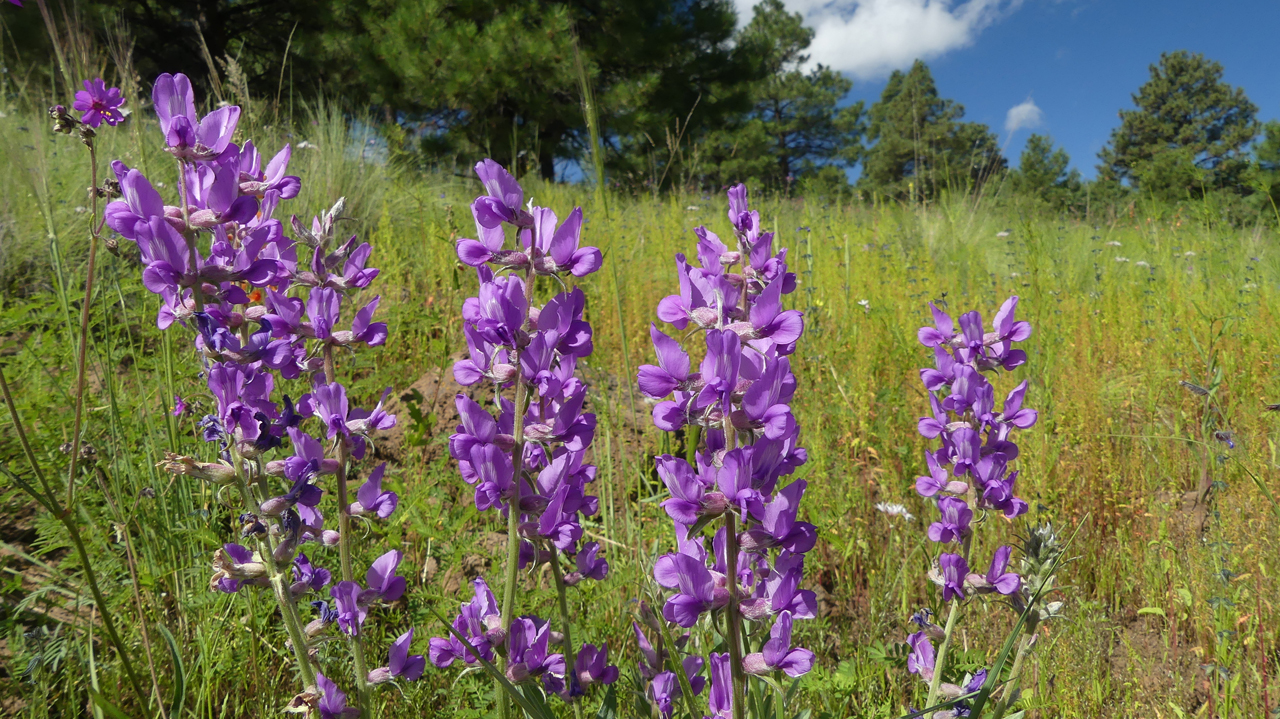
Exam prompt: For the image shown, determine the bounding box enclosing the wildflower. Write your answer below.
[315,673,359,719]
[937,553,969,601]
[73,78,125,128]
[906,631,935,681]
[967,545,1021,596]
[741,612,814,677]
[361,550,406,603]
[707,653,733,719]
[875,502,915,522]
[367,629,425,684]
[572,643,620,691]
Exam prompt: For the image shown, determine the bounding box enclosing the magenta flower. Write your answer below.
[73,78,125,128]
[368,628,425,684]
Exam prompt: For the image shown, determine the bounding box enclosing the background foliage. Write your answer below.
[2,2,1280,718]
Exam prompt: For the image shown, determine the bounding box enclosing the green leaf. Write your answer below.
[85,688,132,719]
[594,685,618,719]
[157,623,186,717]
[1137,607,1167,618]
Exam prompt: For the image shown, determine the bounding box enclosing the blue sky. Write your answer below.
[744,0,1280,178]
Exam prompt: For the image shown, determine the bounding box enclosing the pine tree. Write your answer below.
[858,60,1003,200]
[1012,134,1081,207]
[1098,50,1258,198]
[697,0,864,191]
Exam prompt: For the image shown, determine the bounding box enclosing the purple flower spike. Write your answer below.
[74,78,125,128]
[742,611,814,677]
[927,497,973,544]
[917,302,956,348]
[315,672,359,719]
[916,452,969,498]
[574,541,609,581]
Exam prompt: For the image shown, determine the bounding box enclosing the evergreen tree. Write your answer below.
[1097,50,1258,198]
[698,0,864,191]
[1011,134,1081,207]
[858,60,1003,200]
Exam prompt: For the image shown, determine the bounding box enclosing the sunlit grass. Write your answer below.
[1,107,1277,718]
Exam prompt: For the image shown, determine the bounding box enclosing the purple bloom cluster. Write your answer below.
[73,78,126,128]
[905,297,1037,707]
[430,159,617,702]
[637,184,814,718]
[129,73,417,708]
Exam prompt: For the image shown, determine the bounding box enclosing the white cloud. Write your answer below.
[1004,98,1043,133]
[736,0,1023,81]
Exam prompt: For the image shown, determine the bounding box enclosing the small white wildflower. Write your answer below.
[995,230,1010,238]
[1010,272,1020,277]
[875,502,914,522]
[1115,256,1129,262]
[74,206,88,214]
[1136,260,1150,267]
[298,140,318,150]
[1184,250,1196,257]
[685,205,700,211]
[857,299,871,312]
[1105,241,1122,247]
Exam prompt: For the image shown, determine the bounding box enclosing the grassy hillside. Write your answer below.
[1,107,1278,718]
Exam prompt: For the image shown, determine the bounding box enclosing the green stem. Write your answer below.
[924,599,961,717]
[990,634,1033,719]
[230,450,317,688]
[322,344,371,707]
[501,263,537,715]
[723,511,747,719]
[64,140,101,511]
[549,549,584,719]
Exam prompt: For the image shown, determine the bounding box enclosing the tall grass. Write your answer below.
[0,104,1278,718]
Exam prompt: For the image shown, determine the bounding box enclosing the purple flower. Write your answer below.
[472,159,532,228]
[917,302,957,348]
[740,551,817,621]
[915,451,969,498]
[315,672,359,719]
[529,206,601,277]
[638,324,696,399]
[927,497,973,544]
[172,394,186,416]
[350,463,398,518]
[73,78,125,128]
[968,545,1021,596]
[289,552,332,596]
[571,542,608,583]
[938,553,968,602]
[152,73,240,161]
[362,549,406,603]
[707,652,732,719]
[906,631,936,681]
[329,580,367,635]
[369,629,425,684]
[740,479,817,554]
[742,611,814,677]
[573,643,619,690]
[655,553,729,627]
[505,616,565,684]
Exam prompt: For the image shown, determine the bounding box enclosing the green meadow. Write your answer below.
[1,107,1278,718]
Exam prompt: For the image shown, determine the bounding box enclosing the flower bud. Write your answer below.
[491,364,519,383]
[690,306,719,328]
[304,617,329,637]
[321,530,341,546]
[367,667,393,685]
[506,663,531,683]
[156,453,238,485]
[260,496,291,516]
[700,491,729,517]
[742,652,769,675]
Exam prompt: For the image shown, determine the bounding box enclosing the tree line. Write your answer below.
[4,0,1278,210]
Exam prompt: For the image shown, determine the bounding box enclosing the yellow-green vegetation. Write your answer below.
[1,107,1277,718]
